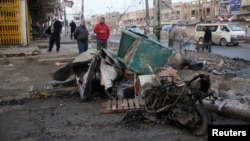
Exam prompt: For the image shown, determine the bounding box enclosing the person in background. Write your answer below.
[94,17,110,50]
[69,20,77,40]
[47,15,62,52]
[170,23,184,54]
[169,23,184,65]
[203,26,212,52]
[74,19,89,54]
[168,28,173,48]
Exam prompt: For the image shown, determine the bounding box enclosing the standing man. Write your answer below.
[74,19,89,54]
[204,26,212,52]
[47,15,62,52]
[170,23,184,63]
[94,17,110,50]
[69,20,77,40]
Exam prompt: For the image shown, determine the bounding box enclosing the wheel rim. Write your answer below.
[220,39,227,46]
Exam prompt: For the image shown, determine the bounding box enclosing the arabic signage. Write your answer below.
[230,0,241,15]
[160,0,173,9]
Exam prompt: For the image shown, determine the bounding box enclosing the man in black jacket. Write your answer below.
[203,26,212,52]
[69,21,77,40]
[47,15,62,52]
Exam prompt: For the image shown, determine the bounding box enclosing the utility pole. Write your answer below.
[153,0,161,41]
[145,0,150,35]
[107,6,112,26]
[198,0,201,22]
[64,6,67,35]
[81,0,84,20]
[212,0,216,22]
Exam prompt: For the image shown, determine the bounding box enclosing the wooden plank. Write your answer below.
[112,99,117,110]
[101,102,107,108]
[117,99,123,110]
[133,99,140,109]
[106,100,111,111]
[101,98,142,114]
[128,99,134,109]
[123,99,128,110]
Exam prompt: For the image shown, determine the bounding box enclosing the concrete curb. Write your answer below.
[178,70,250,122]
[204,100,250,122]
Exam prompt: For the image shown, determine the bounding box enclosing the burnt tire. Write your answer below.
[191,104,211,136]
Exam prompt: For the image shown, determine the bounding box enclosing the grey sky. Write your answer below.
[66,0,188,20]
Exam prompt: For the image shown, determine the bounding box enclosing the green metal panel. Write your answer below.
[118,30,172,74]
[117,30,138,58]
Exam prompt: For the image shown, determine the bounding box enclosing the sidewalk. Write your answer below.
[0,36,89,64]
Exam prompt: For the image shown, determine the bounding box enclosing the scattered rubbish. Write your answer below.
[217,101,227,111]
[27,85,34,93]
[212,70,223,75]
[55,62,67,66]
[8,64,14,67]
[30,91,52,99]
[43,77,76,89]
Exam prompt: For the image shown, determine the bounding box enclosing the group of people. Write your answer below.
[168,23,212,63]
[168,23,212,53]
[45,15,110,54]
[46,15,211,56]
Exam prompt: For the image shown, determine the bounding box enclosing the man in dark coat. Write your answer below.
[203,26,212,52]
[69,20,77,40]
[47,15,62,52]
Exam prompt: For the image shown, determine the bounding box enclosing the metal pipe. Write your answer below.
[20,0,27,46]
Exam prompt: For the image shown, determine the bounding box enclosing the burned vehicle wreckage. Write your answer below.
[53,30,216,136]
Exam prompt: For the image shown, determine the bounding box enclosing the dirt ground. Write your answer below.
[0,51,250,141]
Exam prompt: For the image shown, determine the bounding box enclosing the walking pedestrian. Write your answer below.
[74,19,89,54]
[168,28,173,48]
[69,20,77,40]
[94,17,110,50]
[170,23,184,53]
[47,15,62,52]
[169,23,185,64]
[203,26,212,52]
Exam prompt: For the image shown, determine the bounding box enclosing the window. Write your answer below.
[209,26,218,32]
[191,10,195,17]
[228,24,244,31]
[196,25,218,32]
[165,13,169,19]
[220,25,225,31]
[196,26,204,31]
[176,11,180,19]
[206,8,210,15]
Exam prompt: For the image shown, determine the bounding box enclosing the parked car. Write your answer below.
[194,23,245,46]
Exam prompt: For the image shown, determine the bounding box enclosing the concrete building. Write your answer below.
[238,0,250,41]
[100,0,250,40]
